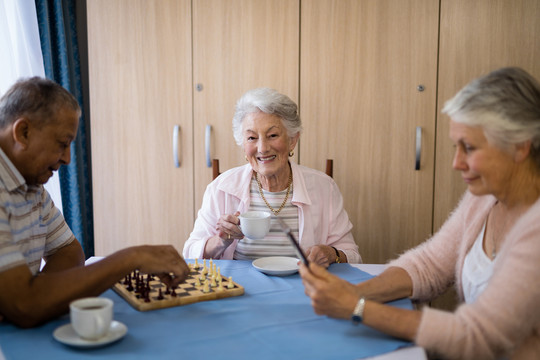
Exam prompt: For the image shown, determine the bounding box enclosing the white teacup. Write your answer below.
[70,297,113,340]
[239,211,271,239]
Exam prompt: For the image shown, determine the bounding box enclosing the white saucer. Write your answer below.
[252,256,300,276]
[53,320,127,348]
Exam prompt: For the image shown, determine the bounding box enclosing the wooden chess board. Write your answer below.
[113,262,244,311]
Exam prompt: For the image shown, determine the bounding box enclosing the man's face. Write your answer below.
[20,107,79,185]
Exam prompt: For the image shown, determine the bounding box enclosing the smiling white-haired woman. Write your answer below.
[183,88,361,266]
[299,67,540,359]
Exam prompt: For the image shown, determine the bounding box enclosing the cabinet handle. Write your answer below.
[415,126,422,171]
[173,125,180,168]
[205,125,212,167]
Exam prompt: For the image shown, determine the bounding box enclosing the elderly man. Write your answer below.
[0,77,189,327]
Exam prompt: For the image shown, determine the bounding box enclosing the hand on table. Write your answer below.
[216,211,242,241]
[305,245,336,268]
[299,262,361,319]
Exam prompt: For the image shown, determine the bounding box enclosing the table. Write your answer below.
[0,260,426,360]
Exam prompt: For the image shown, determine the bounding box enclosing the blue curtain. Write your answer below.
[35,0,94,257]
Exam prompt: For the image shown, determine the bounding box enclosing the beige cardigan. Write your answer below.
[389,192,540,359]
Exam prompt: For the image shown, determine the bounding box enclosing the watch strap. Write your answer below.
[331,246,341,263]
[351,297,365,325]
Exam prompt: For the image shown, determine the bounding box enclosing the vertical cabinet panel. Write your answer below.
[434,0,540,231]
[86,0,537,266]
[87,0,194,255]
[192,0,300,211]
[300,0,439,263]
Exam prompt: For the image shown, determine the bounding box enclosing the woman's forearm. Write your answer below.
[357,266,413,303]
[363,300,421,341]
[203,235,230,258]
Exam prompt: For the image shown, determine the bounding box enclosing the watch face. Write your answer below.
[351,314,362,325]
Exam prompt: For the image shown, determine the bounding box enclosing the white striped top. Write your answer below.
[0,148,76,275]
[234,176,298,260]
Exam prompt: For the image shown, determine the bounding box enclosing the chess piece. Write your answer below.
[203,280,210,293]
[227,277,234,289]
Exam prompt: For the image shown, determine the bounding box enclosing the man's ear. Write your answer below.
[12,118,31,150]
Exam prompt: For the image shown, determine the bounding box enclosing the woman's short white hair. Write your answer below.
[442,67,540,168]
[232,88,302,145]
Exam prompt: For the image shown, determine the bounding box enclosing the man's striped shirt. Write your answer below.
[0,148,75,275]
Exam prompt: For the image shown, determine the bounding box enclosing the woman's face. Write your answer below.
[242,111,298,181]
[449,119,518,199]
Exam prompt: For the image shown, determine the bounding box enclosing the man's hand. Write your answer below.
[135,245,190,287]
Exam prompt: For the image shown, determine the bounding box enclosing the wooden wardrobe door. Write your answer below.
[87,0,194,255]
[435,0,540,231]
[192,0,300,210]
[300,0,439,263]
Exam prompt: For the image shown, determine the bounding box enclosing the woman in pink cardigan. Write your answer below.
[184,88,361,266]
[299,67,540,360]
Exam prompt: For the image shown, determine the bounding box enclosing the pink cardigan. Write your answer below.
[183,161,361,263]
[389,192,540,359]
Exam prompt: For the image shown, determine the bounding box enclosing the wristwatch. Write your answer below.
[331,246,341,263]
[351,297,366,325]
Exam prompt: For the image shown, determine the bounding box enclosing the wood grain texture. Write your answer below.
[434,0,540,231]
[192,0,300,208]
[87,0,194,255]
[300,0,439,263]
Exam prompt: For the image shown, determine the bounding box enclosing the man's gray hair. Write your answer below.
[0,77,80,129]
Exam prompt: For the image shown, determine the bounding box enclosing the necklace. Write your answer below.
[488,202,519,259]
[488,205,505,259]
[255,171,293,215]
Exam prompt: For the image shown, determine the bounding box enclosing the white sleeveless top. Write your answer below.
[462,221,495,303]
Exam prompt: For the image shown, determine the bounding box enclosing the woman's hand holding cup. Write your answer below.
[216,211,242,242]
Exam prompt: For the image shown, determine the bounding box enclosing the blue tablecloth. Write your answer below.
[0,261,411,359]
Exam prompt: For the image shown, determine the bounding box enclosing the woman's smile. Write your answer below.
[257,155,276,162]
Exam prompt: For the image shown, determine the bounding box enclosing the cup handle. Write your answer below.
[94,316,106,336]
